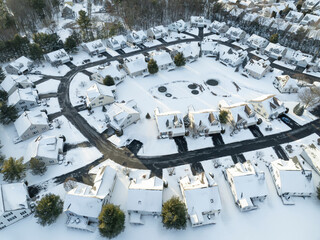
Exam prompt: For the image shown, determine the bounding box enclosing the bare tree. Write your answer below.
[298,87,320,108]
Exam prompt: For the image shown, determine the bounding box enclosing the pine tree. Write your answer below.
[161,196,187,230]
[64,35,77,53]
[174,53,186,67]
[219,110,229,124]
[29,43,43,61]
[270,33,279,44]
[146,113,151,119]
[0,90,8,102]
[0,103,18,124]
[35,194,63,226]
[0,67,6,83]
[77,10,92,40]
[148,59,159,74]
[98,204,125,239]
[1,157,26,182]
[103,75,115,86]
[30,157,47,175]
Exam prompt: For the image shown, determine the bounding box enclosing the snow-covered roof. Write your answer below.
[209,20,228,32]
[24,135,63,164]
[244,59,270,75]
[258,16,274,27]
[265,43,286,56]
[150,51,173,66]
[0,183,29,215]
[285,10,304,22]
[219,100,256,125]
[226,26,245,38]
[127,30,147,43]
[246,34,269,49]
[288,24,308,34]
[188,106,221,133]
[45,49,70,63]
[190,16,208,27]
[229,8,244,17]
[275,75,298,89]
[171,44,199,59]
[8,88,37,107]
[219,45,248,66]
[91,166,117,198]
[86,83,114,102]
[1,75,31,93]
[82,39,105,53]
[154,108,185,135]
[148,25,167,37]
[7,56,33,73]
[127,176,163,213]
[301,144,320,175]
[307,29,320,40]
[270,158,314,195]
[107,35,127,49]
[124,54,148,74]
[14,110,48,138]
[201,41,219,53]
[300,14,320,25]
[271,19,291,31]
[250,94,286,116]
[168,19,186,31]
[94,62,125,79]
[286,49,313,63]
[242,12,259,22]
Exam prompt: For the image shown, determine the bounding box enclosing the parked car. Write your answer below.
[82,59,91,64]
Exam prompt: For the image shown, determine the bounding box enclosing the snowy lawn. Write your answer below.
[258,118,291,136]
[70,51,107,66]
[69,73,93,107]
[33,62,70,76]
[36,79,60,94]
[78,108,108,134]
[143,39,162,48]
[40,97,61,115]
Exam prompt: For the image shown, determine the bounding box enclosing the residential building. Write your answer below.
[106,35,127,50]
[208,21,229,34]
[147,25,168,39]
[302,0,320,11]
[284,49,313,68]
[219,45,248,67]
[106,100,140,131]
[0,75,33,96]
[246,34,269,50]
[64,165,117,232]
[170,44,199,63]
[190,16,208,28]
[8,88,39,113]
[270,19,291,33]
[225,27,246,41]
[249,94,286,120]
[24,135,64,166]
[126,30,147,45]
[219,100,257,128]
[226,161,268,211]
[61,4,75,19]
[149,51,175,71]
[201,41,219,56]
[123,54,149,77]
[244,59,271,79]
[81,39,106,56]
[300,14,320,27]
[188,105,221,137]
[5,56,33,75]
[273,75,299,93]
[14,110,50,141]
[300,144,320,176]
[285,11,304,23]
[154,108,185,139]
[179,172,222,227]
[168,19,187,32]
[269,158,313,204]
[86,83,115,109]
[44,49,71,66]
[127,176,163,224]
[0,182,32,230]
[90,62,126,85]
[264,43,287,60]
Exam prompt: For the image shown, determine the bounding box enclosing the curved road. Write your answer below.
[33,32,320,185]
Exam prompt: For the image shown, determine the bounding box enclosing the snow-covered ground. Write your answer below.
[273,60,296,70]
[70,51,107,66]
[32,62,70,76]
[143,39,162,47]
[39,97,61,115]
[36,79,61,94]
[69,73,92,107]
[78,109,108,134]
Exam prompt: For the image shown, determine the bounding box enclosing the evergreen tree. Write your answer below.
[219,110,229,124]
[148,59,158,74]
[29,43,43,61]
[146,113,151,119]
[64,35,77,53]
[0,102,18,124]
[317,183,320,200]
[103,75,115,86]
[35,194,63,226]
[271,11,277,18]
[174,53,186,67]
[296,0,303,12]
[161,196,187,230]
[0,67,6,83]
[270,33,279,44]
[30,157,47,175]
[77,10,92,40]
[0,90,8,101]
[1,157,26,182]
[98,204,125,239]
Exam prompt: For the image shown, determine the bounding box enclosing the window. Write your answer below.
[20,211,27,215]
[30,103,35,106]
[99,97,104,100]
[3,212,13,218]
[33,131,39,135]
[19,101,26,105]
[7,216,17,222]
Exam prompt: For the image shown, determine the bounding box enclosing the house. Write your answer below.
[273,75,299,93]
[219,45,248,67]
[208,21,229,34]
[14,110,49,141]
[154,108,185,139]
[90,62,126,85]
[200,41,219,56]
[299,14,320,27]
[170,44,199,63]
[147,25,168,39]
[44,49,71,66]
[5,56,33,75]
[268,158,313,204]
[179,172,221,227]
[168,19,187,32]
[225,27,246,41]
[106,100,140,131]
[81,39,106,56]
[24,135,64,166]
[225,161,268,211]
[246,34,269,50]
[86,84,115,109]
[127,176,163,224]
[244,59,271,79]
[149,51,175,71]
[64,165,117,232]
[249,94,286,120]
[0,75,33,96]
[242,12,259,23]
[258,16,275,28]
[61,4,75,19]
[106,35,127,50]
[126,30,147,45]
[270,19,291,33]
[284,49,313,68]
[300,144,320,176]
[8,88,39,113]
[188,105,221,136]
[219,100,257,129]
[229,7,244,19]
[285,10,304,23]
[303,0,320,11]
[123,54,148,77]
[264,43,287,60]
[0,182,32,230]
[190,16,208,28]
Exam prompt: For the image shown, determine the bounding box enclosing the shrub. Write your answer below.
[219,110,229,124]
[145,113,151,119]
[148,59,159,74]
[174,53,186,67]
[161,196,187,230]
[103,75,115,86]
[30,157,47,175]
[1,157,26,182]
[270,33,279,44]
[35,194,63,226]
